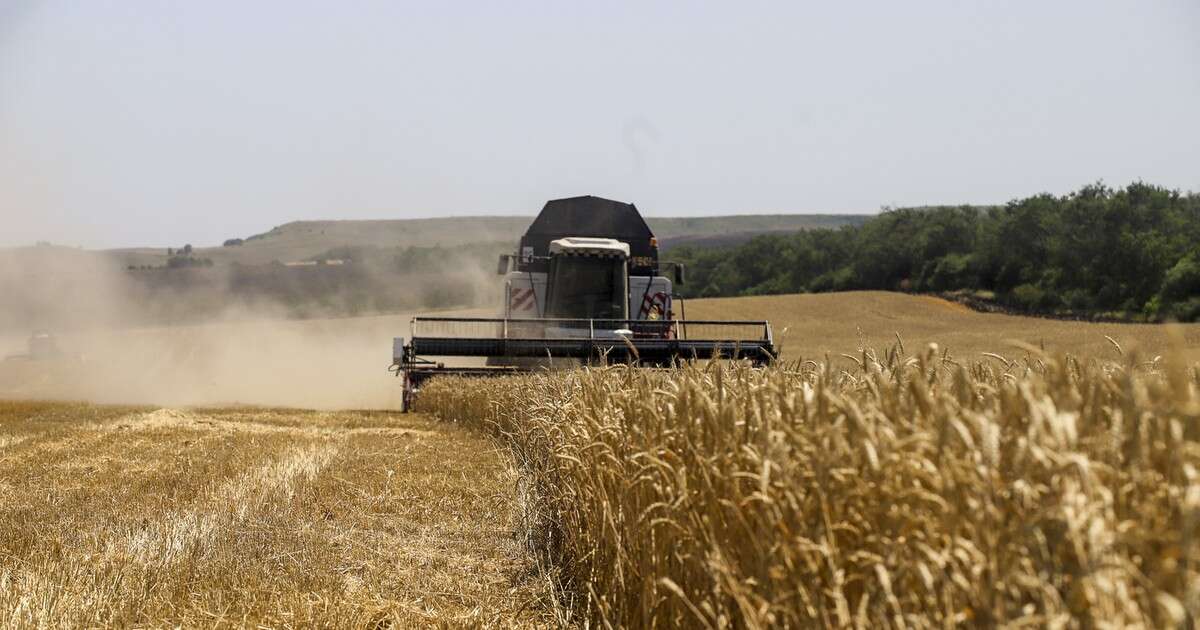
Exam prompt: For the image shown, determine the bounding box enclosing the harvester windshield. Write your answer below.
[545,256,628,319]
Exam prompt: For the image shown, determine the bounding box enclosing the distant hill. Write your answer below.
[0,214,870,330]
[104,214,870,267]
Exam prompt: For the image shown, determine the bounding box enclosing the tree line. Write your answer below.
[670,182,1200,321]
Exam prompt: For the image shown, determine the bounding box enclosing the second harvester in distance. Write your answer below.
[392,195,776,409]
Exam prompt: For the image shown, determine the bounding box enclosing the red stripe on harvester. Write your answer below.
[510,288,535,311]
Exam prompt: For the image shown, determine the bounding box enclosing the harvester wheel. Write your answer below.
[401,374,414,413]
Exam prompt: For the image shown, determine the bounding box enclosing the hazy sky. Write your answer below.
[1,1,1198,248]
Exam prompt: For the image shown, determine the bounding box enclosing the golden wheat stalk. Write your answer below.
[419,347,1200,627]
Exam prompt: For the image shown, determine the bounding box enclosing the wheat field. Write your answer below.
[687,291,1200,362]
[418,343,1200,628]
[5,292,1200,627]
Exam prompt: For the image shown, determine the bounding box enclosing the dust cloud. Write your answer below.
[0,246,497,409]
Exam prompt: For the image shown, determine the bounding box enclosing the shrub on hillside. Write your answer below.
[920,252,978,292]
[1161,254,1200,303]
[1008,283,1055,311]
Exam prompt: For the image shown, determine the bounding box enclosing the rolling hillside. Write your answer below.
[105,213,869,267]
[1,214,869,329]
[687,291,1200,362]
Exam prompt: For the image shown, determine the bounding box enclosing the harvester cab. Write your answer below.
[543,237,630,321]
[4,330,68,362]
[391,195,775,410]
[28,331,62,360]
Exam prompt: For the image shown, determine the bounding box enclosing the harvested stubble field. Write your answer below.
[0,402,550,628]
[418,343,1200,628]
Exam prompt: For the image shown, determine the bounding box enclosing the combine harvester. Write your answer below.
[391,196,776,410]
[3,331,73,362]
